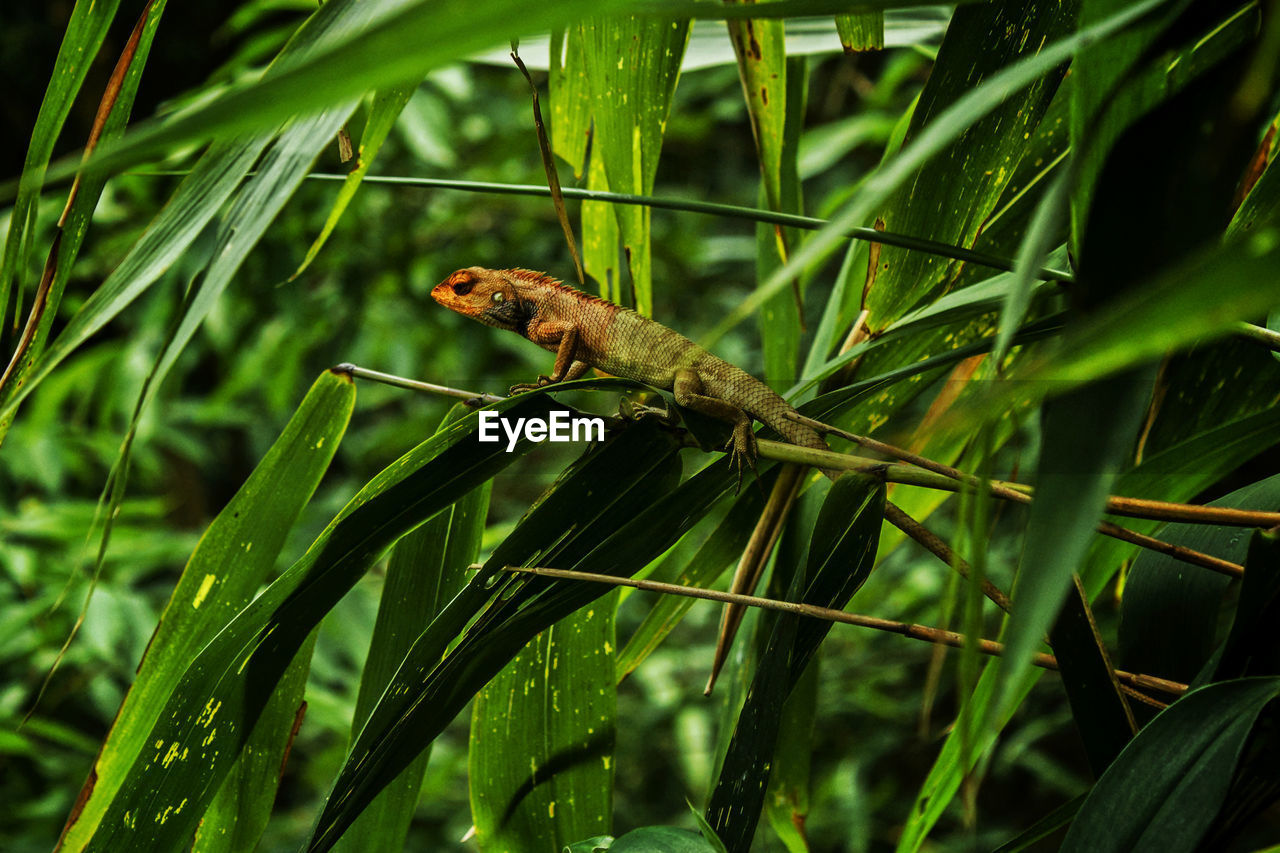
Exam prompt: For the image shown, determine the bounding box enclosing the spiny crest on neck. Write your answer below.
[501,268,621,309]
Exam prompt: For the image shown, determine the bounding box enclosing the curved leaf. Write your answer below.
[1062,678,1280,853]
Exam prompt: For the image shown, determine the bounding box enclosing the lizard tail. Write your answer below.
[751,398,842,481]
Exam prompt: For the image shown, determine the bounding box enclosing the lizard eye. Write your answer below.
[451,279,473,296]
[491,292,505,304]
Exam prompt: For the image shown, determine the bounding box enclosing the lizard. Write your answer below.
[430,266,840,481]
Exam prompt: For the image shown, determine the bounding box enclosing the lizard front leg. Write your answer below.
[510,325,585,393]
[673,368,758,487]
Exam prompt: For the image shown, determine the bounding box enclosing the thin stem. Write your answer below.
[784,414,1277,533]
[130,170,1074,283]
[333,363,503,404]
[334,363,1274,542]
[1235,320,1280,353]
[499,565,1187,698]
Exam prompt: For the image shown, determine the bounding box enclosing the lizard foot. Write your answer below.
[509,375,554,395]
[724,422,761,495]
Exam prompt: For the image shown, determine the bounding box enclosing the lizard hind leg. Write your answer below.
[673,368,760,490]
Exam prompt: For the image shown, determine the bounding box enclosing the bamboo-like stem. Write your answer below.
[883,501,1013,611]
[757,438,1275,530]
[1096,521,1243,578]
[335,364,1261,574]
[332,363,504,404]
[1235,320,1280,353]
[760,440,1246,575]
[786,412,1276,530]
[499,565,1188,698]
[134,170,1073,283]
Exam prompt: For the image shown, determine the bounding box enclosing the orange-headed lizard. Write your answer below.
[431,266,840,480]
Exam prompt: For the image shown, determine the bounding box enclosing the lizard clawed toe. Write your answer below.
[509,375,555,395]
[725,423,760,494]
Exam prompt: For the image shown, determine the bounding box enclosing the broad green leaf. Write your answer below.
[755,57,809,386]
[0,0,123,326]
[994,169,1069,365]
[80,389,572,852]
[1228,111,1280,238]
[1069,1,1257,252]
[860,0,1077,329]
[335,405,492,853]
[293,83,417,279]
[707,476,884,850]
[724,2,807,384]
[762,658,817,853]
[550,25,593,179]
[902,394,1280,853]
[997,370,1154,716]
[1210,528,1280,681]
[701,0,1179,348]
[470,598,616,851]
[1062,677,1280,853]
[583,151,623,301]
[308,422,734,852]
[1119,475,1279,685]
[835,10,884,52]
[607,826,721,852]
[193,632,316,853]
[581,14,689,315]
[58,369,355,852]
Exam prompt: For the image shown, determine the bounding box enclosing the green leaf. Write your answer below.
[997,371,1154,719]
[615,475,769,681]
[762,660,816,853]
[1211,527,1280,681]
[581,14,689,314]
[583,149,623,301]
[1069,1,1256,252]
[58,369,355,852]
[1120,475,1279,685]
[2,0,395,428]
[335,405,492,853]
[1062,677,1280,853]
[550,25,593,179]
[0,0,123,326]
[607,826,721,852]
[81,390,567,852]
[23,0,629,195]
[707,476,884,851]
[308,421,730,852]
[193,632,316,853]
[0,0,168,442]
[860,0,1078,328]
[470,598,617,851]
[835,10,884,52]
[1049,578,1136,776]
[701,0,1179,348]
[1228,110,1280,239]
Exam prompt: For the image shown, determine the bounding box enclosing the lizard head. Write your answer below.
[431,267,534,332]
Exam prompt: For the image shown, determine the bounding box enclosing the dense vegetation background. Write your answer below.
[2,1,1279,852]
